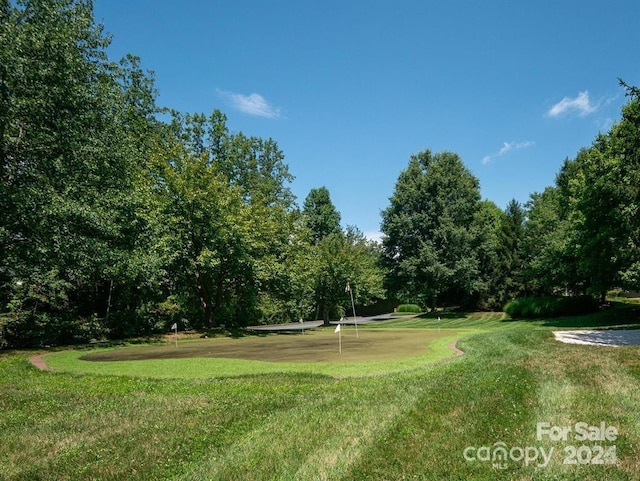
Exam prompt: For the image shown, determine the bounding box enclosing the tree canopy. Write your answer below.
[1,0,638,346]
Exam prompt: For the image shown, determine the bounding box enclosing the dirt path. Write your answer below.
[28,353,54,372]
[449,339,464,356]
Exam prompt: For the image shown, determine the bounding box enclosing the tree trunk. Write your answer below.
[322,305,331,326]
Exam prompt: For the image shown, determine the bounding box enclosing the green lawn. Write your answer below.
[1,308,639,480]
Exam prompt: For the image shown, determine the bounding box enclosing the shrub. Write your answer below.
[504,296,599,318]
[396,304,422,313]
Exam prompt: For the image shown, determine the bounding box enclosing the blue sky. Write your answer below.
[94,0,639,239]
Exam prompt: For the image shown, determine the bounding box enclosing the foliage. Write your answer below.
[0,0,161,345]
[149,111,297,328]
[302,186,342,243]
[396,304,422,313]
[503,295,599,318]
[311,226,385,324]
[529,82,640,300]
[1,0,638,346]
[381,150,488,309]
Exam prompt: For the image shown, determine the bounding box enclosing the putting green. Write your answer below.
[44,328,470,379]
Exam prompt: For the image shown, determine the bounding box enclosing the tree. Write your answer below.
[548,84,640,300]
[312,227,385,325]
[299,187,384,325]
[302,187,342,244]
[473,199,505,309]
[381,150,484,309]
[150,111,296,328]
[0,0,161,344]
[521,186,578,296]
[489,199,526,306]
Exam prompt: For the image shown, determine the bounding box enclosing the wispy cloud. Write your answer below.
[217,89,282,119]
[482,140,535,165]
[547,91,597,118]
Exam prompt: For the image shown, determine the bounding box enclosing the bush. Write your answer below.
[3,312,109,348]
[396,304,422,313]
[503,296,599,318]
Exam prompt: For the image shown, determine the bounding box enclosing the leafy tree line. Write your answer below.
[381,82,639,311]
[0,0,384,346]
[1,1,638,346]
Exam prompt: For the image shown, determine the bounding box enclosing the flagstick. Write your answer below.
[346,282,359,339]
[174,324,178,348]
[339,326,342,354]
[349,287,358,339]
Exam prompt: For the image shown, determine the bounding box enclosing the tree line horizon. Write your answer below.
[1,1,638,347]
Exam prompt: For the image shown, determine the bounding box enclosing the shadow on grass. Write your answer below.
[417,311,470,320]
[506,301,640,330]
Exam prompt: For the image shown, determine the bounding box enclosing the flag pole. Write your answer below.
[335,322,342,354]
[172,322,178,347]
[346,282,358,339]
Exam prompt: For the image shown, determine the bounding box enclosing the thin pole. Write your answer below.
[349,287,358,339]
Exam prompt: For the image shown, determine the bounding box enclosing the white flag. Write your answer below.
[345,282,351,292]
[299,318,303,324]
[171,323,177,330]
[335,324,341,333]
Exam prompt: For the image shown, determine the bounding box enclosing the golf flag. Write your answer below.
[299,318,303,324]
[345,282,351,293]
[335,323,341,333]
[171,322,178,347]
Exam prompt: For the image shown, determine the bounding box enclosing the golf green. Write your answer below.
[80,328,462,363]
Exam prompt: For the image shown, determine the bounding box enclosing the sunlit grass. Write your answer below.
[2,307,640,480]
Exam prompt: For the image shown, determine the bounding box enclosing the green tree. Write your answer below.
[150,111,296,327]
[312,227,385,325]
[381,150,484,309]
[548,84,640,300]
[521,186,578,296]
[302,186,342,243]
[490,199,526,306]
[473,199,505,309]
[0,0,160,344]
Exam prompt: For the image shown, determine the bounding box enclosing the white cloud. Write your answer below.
[547,91,597,118]
[498,140,535,156]
[482,140,535,165]
[217,89,282,119]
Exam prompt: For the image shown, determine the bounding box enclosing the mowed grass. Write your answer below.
[1,308,640,480]
[44,328,467,379]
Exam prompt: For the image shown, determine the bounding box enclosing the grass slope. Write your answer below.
[1,308,639,480]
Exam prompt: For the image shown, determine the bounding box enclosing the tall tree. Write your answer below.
[490,199,526,306]
[302,186,342,244]
[0,0,160,344]
[312,227,385,325]
[150,111,296,327]
[549,84,640,300]
[522,186,578,296]
[381,150,484,308]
